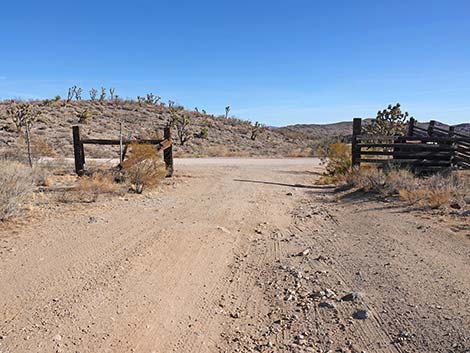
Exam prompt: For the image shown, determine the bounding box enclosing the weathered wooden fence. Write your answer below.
[72,125,173,176]
[351,118,470,172]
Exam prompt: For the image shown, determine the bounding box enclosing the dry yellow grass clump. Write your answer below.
[0,159,34,221]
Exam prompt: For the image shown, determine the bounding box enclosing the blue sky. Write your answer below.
[1,0,469,125]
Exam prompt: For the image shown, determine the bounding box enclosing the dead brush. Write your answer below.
[60,172,124,203]
[121,144,166,194]
[0,159,34,221]
[399,172,463,209]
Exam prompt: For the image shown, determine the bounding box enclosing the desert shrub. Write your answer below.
[0,160,34,221]
[77,110,93,124]
[196,127,209,139]
[317,141,352,182]
[121,144,166,193]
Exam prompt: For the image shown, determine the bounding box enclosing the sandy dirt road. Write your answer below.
[0,158,469,353]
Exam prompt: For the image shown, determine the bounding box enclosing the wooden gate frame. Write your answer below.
[72,125,173,177]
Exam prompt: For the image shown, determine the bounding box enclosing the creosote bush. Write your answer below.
[0,160,34,221]
[317,141,352,183]
[121,144,166,194]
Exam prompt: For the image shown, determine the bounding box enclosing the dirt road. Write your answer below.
[1,158,469,353]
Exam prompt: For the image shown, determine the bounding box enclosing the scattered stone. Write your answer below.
[217,226,231,234]
[324,288,336,298]
[341,292,362,302]
[230,311,241,319]
[319,300,336,309]
[52,334,62,341]
[88,216,98,224]
[352,309,369,320]
[286,192,293,196]
[298,249,310,257]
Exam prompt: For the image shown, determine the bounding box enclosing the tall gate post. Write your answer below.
[164,126,174,177]
[427,120,436,137]
[352,118,362,168]
[72,126,85,176]
[407,117,416,137]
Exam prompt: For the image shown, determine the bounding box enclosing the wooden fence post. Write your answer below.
[164,126,174,177]
[352,118,362,168]
[448,126,455,137]
[428,120,436,136]
[407,117,416,137]
[72,126,85,175]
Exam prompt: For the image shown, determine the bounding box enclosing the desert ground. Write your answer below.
[1,158,469,353]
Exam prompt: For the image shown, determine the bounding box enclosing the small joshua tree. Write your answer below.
[7,103,41,167]
[145,93,161,105]
[89,88,98,101]
[250,121,265,141]
[75,87,82,100]
[170,110,191,146]
[109,88,116,100]
[168,100,175,108]
[67,87,75,102]
[225,106,230,119]
[202,109,206,115]
[365,103,411,136]
[99,87,106,101]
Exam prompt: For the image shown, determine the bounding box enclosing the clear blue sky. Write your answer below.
[1,0,469,125]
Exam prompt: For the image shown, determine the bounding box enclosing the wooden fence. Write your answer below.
[72,125,173,177]
[351,118,470,172]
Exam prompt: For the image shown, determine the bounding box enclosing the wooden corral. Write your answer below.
[351,118,470,172]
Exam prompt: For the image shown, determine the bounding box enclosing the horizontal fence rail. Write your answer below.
[351,118,469,172]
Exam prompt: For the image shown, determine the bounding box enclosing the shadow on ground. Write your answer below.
[233,179,335,190]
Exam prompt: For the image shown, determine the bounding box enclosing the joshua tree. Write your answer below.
[250,121,265,141]
[99,87,106,101]
[225,106,230,118]
[365,103,411,136]
[145,93,160,105]
[75,87,82,100]
[202,109,206,114]
[109,88,116,100]
[6,103,41,167]
[67,87,74,102]
[168,100,175,108]
[170,110,191,146]
[89,88,98,101]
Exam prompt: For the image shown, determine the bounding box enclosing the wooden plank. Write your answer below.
[81,138,164,145]
[163,127,174,177]
[359,158,452,166]
[358,143,454,150]
[359,150,454,158]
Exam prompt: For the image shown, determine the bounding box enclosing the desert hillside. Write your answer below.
[0,99,349,160]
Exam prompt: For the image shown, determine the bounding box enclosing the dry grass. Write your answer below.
[0,160,34,221]
[399,173,463,209]
[60,172,124,203]
[121,144,166,193]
